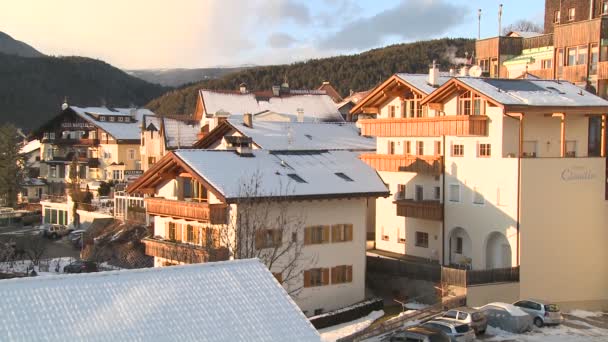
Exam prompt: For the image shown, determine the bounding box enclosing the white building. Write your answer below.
[354,67,608,310]
[128,149,388,315]
[0,259,320,341]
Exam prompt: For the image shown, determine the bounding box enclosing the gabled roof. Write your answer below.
[70,106,155,141]
[162,117,200,149]
[422,77,608,112]
[20,139,40,154]
[0,259,320,342]
[194,118,375,151]
[395,73,451,96]
[317,81,343,103]
[198,89,343,122]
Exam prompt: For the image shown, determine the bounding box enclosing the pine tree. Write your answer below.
[0,124,24,207]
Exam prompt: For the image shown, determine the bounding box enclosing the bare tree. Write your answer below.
[503,20,543,35]
[22,236,47,266]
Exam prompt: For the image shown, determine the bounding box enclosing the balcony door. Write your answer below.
[415,185,423,201]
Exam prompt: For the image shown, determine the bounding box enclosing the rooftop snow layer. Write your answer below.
[395,73,451,95]
[20,139,40,154]
[457,78,608,107]
[226,119,375,151]
[200,90,343,122]
[175,149,388,200]
[0,259,320,342]
[70,106,155,140]
[163,117,200,148]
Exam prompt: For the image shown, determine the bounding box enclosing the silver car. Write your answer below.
[440,307,487,335]
[421,319,475,342]
[513,299,564,327]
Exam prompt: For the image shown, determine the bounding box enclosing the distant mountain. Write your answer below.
[0,53,169,130]
[146,38,475,116]
[126,67,249,87]
[0,31,44,58]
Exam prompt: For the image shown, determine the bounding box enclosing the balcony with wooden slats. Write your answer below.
[597,61,608,79]
[360,154,443,175]
[359,116,488,138]
[527,68,553,79]
[142,237,229,264]
[562,64,588,83]
[395,199,443,221]
[145,197,228,224]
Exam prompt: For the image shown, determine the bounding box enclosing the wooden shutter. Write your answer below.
[212,228,220,248]
[345,224,353,241]
[201,227,207,246]
[303,270,311,288]
[255,230,265,249]
[304,227,312,245]
[273,230,282,247]
[346,265,353,282]
[165,223,169,239]
[322,268,330,285]
[176,224,182,242]
[331,225,338,242]
[322,225,330,243]
[331,267,337,284]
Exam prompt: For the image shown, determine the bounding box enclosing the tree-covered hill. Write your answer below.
[146,38,474,115]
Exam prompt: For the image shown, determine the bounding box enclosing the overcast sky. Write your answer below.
[1,0,544,69]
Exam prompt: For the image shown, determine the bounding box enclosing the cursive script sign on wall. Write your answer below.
[561,166,595,181]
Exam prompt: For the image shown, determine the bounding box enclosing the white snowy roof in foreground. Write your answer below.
[175,149,388,201]
[70,106,155,140]
[226,118,375,151]
[0,259,320,342]
[456,78,608,107]
[200,90,343,122]
[395,73,451,95]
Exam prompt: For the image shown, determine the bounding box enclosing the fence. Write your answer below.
[367,255,441,282]
[309,298,383,330]
[441,266,520,287]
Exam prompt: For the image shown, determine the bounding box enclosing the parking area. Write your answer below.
[0,224,80,259]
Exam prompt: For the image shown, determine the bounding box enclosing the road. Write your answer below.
[0,224,80,259]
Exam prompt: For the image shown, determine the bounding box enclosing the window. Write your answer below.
[416,141,424,155]
[479,143,491,157]
[331,265,353,284]
[388,105,396,118]
[458,91,472,115]
[473,187,485,205]
[455,237,463,254]
[148,156,156,165]
[434,141,441,155]
[304,268,328,287]
[554,10,560,23]
[590,44,599,75]
[449,184,460,202]
[134,160,141,170]
[331,224,353,242]
[89,131,96,139]
[186,225,195,243]
[479,59,489,72]
[388,141,395,154]
[472,94,484,115]
[604,1,608,14]
[124,116,130,122]
[381,226,389,241]
[404,141,411,154]
[100,116,106,122]
[578,45,588,65]
[557,48,564,77]
[50,165,57,178]
[444,310,458,319]
[415,185,423,201]
[397,184,406,199]
[305,225,329,245]
[568,7,575,21]
[118,116,124,122]
[101,132,107,141]
[128,149,135,160]
[541,59,552,69]
[109,116,115,122]
[287,173,306,183]
[452,144,464,157]
[113,170,122,180]
[168,223,177,241]
[406,95,423,118]
[567,47,577,66]
[255,229,282,249]
[335,172,353,182]
[415,232,429,248]
[566,140,577,157]
[434,187,441,200]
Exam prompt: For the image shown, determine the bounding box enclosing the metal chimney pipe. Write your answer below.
[478,9,482,39]
[498,4,503,36]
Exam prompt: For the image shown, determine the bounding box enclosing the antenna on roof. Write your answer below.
[478,9,482,40]
[498,4,503,36]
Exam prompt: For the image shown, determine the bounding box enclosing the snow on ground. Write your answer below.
[484,323,608,342]
[319,310,384,342]
[403,301,429,310]
[569,310,605,319]
[0,257,77,275]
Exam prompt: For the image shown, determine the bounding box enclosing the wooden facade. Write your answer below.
[145,197,228,224]
[359,154,443,175]
[395,199,443,221]
[527,68,553,79]
[553,18,601,48]
[475,37,523,59]
[562,64,588,83]
[522,34,554,50]
[142,237,229,263]
[359,116,488,137]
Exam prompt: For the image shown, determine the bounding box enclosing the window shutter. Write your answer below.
[346,265,353,282]
[322,268,330,285]
[273,230,282,247]
[255,230,264,249]
[331,267,337,284]
[303,270,311,288]
[176,224,182,242]
[331,225,337,242]
[322,225,330,243]
[165,223,169,239]
[304,227,312,245]
[201,227,207,246]
[345,224,353,241]
[212,229,220,248]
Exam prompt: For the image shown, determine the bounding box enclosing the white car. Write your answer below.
[421,319,475,342]
[513,299,564,327]
[440,307,487,335]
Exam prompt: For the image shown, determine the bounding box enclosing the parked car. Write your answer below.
[439,307,487,335]
[63,260,98,273]
[479,302,533,333]
[513,299,564,327]
[389,326,450,342]
[68,230,86,248]
[421,319,475,342]
[42,224,72,239]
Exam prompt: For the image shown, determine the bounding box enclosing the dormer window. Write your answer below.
[118,117,124,122]
[100,116,106,122]
[109,116,115,122]
[124,117,130,122]
[458,91,472,115]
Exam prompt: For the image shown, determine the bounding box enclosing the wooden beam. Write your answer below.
[362,107,379,114]
[429,103,444,111]
[553,113,566,157]
[602,114,607,158]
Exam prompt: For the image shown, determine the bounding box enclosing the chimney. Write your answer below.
[243,113,253,128]
[129,108,137,119]
[297,108,304,123]
[459,66,469,77]
[272,85,281,97]
[429,60,439,86]
[239,82,247,94]
[449,68,455,76]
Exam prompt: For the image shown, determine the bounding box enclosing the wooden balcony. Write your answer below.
[145,197,228,224]
[527,68,553,79]
[359,116,488,137]
[562,64,587,83]
[142,237,229,264]
[522,33,553,50]
[395,199,443,221]
[360,154,443,175]
[54,138,100,146]
[597,61,608,79]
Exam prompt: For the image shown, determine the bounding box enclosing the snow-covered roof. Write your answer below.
[175,149,388,201]
[0,259,320,342]
[456,78,608,107]
[163,117,200,148]
[143,115,161,131]
[481,302,529,316]
[70,106,155,141]
[200,90,343,122]
[20,178,46,186]
[395,73,451,95]
[226,118,375,151]
[507,31,544,38]
[20,139,40,154]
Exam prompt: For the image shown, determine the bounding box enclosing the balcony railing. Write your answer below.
[395,199,443,221]
[360,154,443,175]
[54,138,100,146]
[142,237,229,264]
[597,61,608,79]
[562,64,587,83]
[527,68,553,79]
[145,197,228,224]
[359,116,488,137]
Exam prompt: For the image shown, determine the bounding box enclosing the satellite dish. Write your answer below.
[469,65,483,77]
